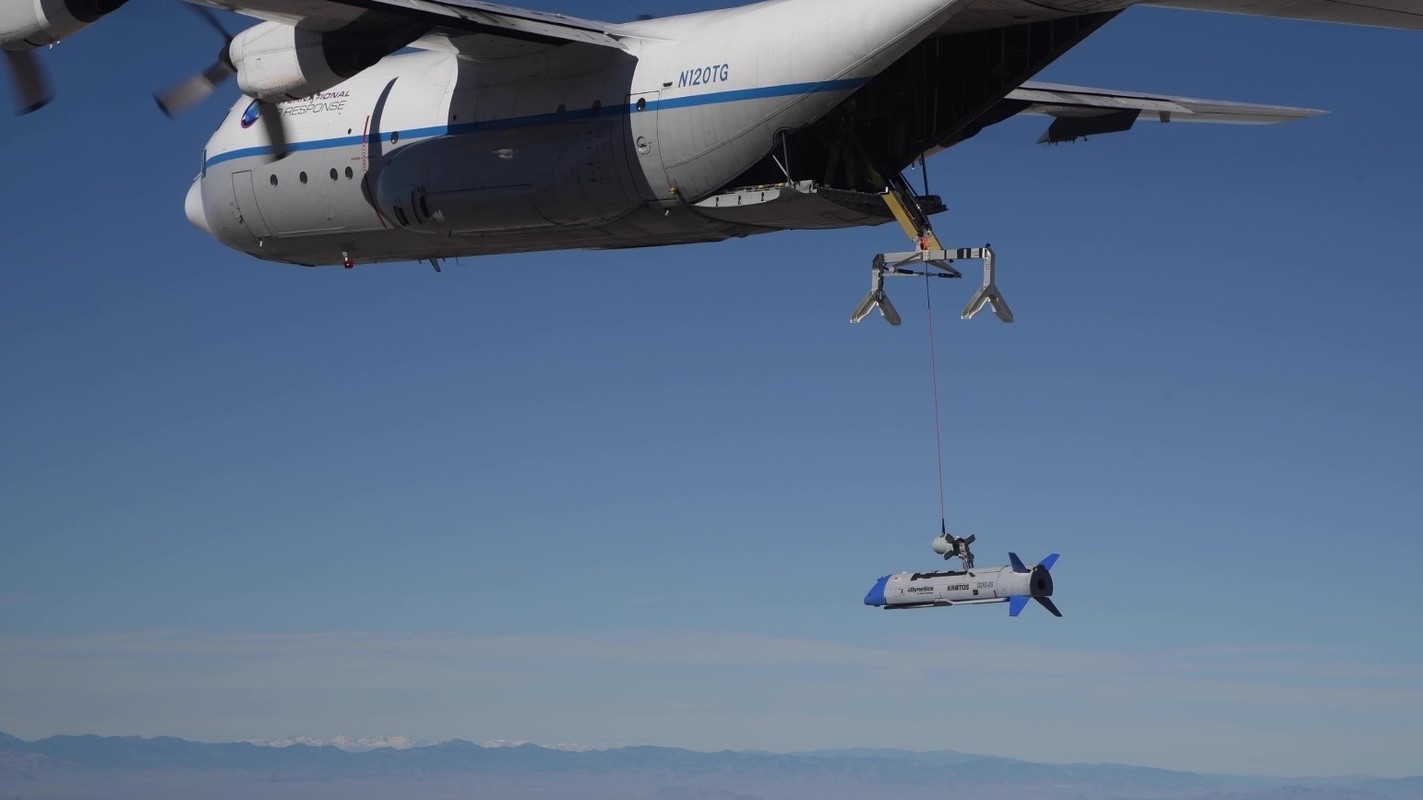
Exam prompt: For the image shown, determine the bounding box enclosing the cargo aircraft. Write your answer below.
[4,0,1419,298]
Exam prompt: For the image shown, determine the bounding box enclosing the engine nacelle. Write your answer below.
[228,21,410,103]
[0,0,127,50]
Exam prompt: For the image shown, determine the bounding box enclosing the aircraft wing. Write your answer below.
[1006,81,1325,143]
[1137,0,1423,29]
[940,0,1423,34]
[183,0,627,59]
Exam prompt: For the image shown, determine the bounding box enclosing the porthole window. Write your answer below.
[390,131,399,144]
[299,171,308,184]
[269,175,278,187]
[330,168,338,181]
[556,103,566,117]
[591,100,602,114]
[345,167,354,179]
[636,97,646,112]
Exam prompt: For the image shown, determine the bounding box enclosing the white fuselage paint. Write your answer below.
[877,566,1036,608]
[189,0,968,266]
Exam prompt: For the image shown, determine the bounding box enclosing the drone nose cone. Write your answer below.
[185,176,211,236]
[864,575,889,607]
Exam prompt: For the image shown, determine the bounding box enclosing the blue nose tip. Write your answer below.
[864,575,889,606]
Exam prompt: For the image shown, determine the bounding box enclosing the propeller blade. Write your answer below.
[1008,595,1030,617]
[154,4,235,117]
[1038,553,1060,572]
[187,4,235,41]
[154,60,234,117]
[257,99,289,160]
[962,534,975,545]
[1035,596,1062,617]
[4,49,53,115]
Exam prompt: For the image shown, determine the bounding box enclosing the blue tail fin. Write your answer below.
[1008,553,1029,573]
[1038,553,1060,572]
[1009,595,1031,616]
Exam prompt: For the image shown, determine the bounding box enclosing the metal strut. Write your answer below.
[849,247,1014,325]
[958,246,1014,323]
[850,250,959,326]
[850,173,1015,325]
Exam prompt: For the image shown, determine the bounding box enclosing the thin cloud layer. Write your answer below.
[0,628,1418,776]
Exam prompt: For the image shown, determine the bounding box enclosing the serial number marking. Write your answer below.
[678,63,730,88]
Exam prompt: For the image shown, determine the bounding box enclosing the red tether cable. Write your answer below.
[923,271,948,534]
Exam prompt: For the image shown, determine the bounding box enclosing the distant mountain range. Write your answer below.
[1,731,1418,800]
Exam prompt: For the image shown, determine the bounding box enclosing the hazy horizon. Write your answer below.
[6,728,1421,781]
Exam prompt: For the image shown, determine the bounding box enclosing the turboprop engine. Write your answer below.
[155,14,427,159]
[227,21,404,103]
[864,551,1062,616]
[1,0,128,112]
[0,0,126,48]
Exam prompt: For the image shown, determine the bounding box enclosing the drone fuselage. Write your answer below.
[864,564,1047,609]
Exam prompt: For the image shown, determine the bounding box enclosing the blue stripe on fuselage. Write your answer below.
[202,77,868,170]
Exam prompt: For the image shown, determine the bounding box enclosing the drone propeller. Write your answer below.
[5,49,53,114]
[154,6,288,160]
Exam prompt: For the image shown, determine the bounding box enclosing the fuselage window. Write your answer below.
[330,168,338,181]
[299,172,308,184]
[390,131,399,144]
[345,167,354,179]
[636,97,646,112]
[591,100,602,115]
[269,175,278,187]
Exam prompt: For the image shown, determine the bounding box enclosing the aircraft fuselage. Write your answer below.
[188,0,966,266]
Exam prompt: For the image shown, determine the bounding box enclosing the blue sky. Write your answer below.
[2,0,1421,779]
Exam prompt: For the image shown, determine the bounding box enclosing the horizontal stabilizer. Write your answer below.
[1008,81,1324,143]
[1036,596,1063,617]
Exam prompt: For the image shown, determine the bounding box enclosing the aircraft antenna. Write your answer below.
[924,270,948,534]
